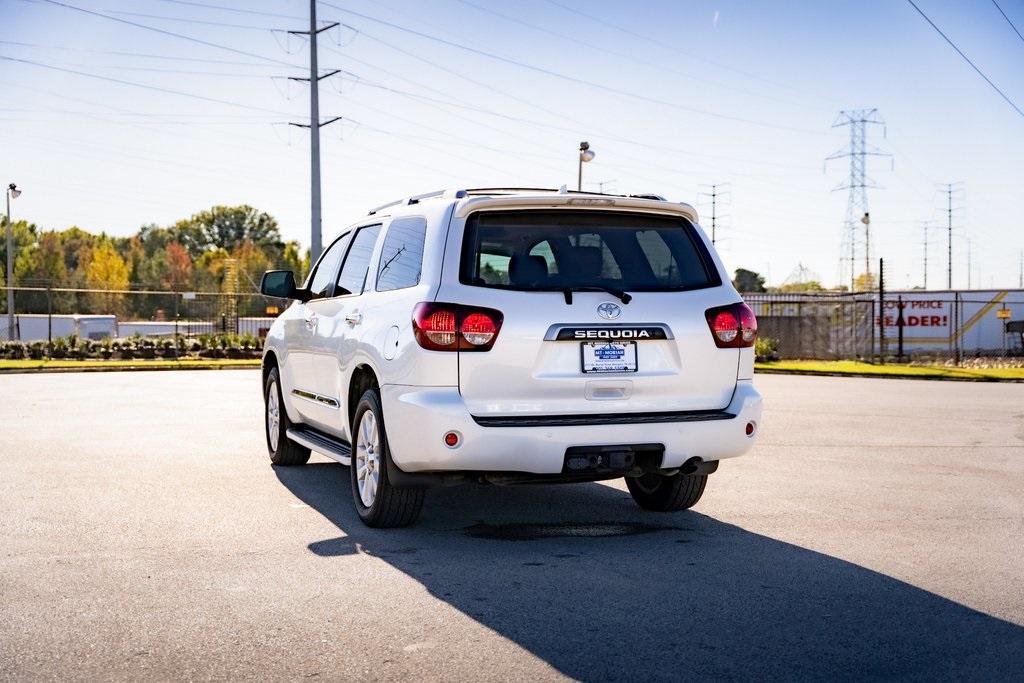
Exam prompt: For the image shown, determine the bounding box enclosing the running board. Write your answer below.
[286,426,352,466]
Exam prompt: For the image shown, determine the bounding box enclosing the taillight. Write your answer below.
[412,302,504,351]
[420,308,457,347]
[461,312,497,346]
[705,302,757,348]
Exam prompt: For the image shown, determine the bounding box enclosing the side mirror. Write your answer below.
[260,270,309,301]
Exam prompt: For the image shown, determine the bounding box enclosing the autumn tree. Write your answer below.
[852,272,878,292]
[164,242,193,291]
[776,280,826,293]
[86,241,130,315]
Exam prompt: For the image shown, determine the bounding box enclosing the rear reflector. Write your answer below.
[705,302,758,348]
[413,302,504,351]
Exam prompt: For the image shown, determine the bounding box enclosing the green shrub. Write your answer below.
[28,341,46,360]
[4,341,27,359]
[51,337,68,359]
[754,337,779,361]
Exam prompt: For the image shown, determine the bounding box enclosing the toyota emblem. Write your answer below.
[597,302,621,320]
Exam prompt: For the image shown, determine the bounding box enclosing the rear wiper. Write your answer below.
[559,286,632,305]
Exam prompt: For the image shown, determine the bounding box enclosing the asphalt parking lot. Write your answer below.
[1,370,1023,681]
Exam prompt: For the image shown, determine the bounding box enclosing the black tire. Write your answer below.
[350,388,424,528]
[264,366,310,466]
[626,471,708,512]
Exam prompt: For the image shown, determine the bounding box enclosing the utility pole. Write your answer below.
[922,221,929,289]
[878,257,886,363]
[288,2,340,263]
[940,182,964,289]
[826,109,891,291]
[966,237,972,290]
[711,186,718,245]
[946,184,953,289]
[698,183,730,246]
[5,183,20,342]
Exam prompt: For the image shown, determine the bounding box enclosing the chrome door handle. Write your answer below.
[345,312,363,325]
[304,314,318,330]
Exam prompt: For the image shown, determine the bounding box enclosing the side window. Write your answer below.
[376,217,427,292]
[636,230,677,284]
[529,240,559,274]
[336,225,382,296]
[306,233,350,299]
[477,252,510,285]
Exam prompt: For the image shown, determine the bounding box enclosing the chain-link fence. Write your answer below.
[745,290,1024,363]
[3,285,1023,365]
[745,294,876,360]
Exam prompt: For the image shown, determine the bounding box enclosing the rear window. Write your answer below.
[459,210,719,292]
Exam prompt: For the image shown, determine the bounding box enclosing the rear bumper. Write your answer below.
[381,380,762,474]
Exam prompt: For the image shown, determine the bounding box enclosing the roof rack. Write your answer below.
[366,187,669,215]
[367,188,469,215]
[463,186,616,196]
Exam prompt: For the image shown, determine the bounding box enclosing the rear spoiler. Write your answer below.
[453,195,699,223]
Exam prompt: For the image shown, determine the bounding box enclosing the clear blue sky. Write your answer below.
[2,0,1022,289]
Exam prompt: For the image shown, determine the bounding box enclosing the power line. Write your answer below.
[991,0,1024,45]
[0,55,297,117]
[107,10,284,32]
[42,62,296,78]
[323,29,838,175]
[0,78,306,156]
[906,0,1024,118]
[31,0,299,68]
[329,72,821,178]
[452,0,816,111]
[153,0,304,21]
[318,1,834,136]
[0,39,290,66]
[541,0,839,105]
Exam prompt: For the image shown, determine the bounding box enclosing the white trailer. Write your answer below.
[12,315,117,342]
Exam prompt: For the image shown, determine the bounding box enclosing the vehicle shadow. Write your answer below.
[275,463,1024,680]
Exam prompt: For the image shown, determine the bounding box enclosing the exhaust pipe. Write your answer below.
[680,457,719,476]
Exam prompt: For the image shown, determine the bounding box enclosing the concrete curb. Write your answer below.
[0,363,260,374]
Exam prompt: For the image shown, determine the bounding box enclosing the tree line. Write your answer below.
[0,205,310,319]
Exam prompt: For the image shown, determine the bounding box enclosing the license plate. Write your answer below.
[581,341,637,374]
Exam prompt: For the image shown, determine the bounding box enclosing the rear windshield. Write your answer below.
[459,210,720,292]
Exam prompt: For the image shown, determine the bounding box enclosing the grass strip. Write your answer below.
[755,360,1024,381]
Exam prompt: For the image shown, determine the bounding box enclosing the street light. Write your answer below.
[6,182,20,342]
[577,141,595,191]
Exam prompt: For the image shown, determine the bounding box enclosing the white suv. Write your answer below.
[260,188,762,527]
